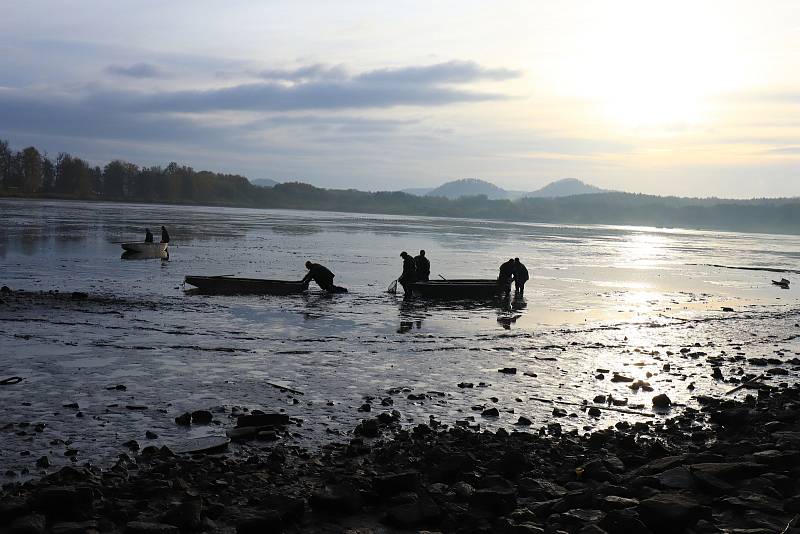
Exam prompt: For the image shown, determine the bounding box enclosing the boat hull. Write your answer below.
[185,275,306,295]
[121,242,168,253]
[410,279,505,299]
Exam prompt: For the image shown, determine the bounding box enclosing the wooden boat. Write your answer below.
[184,275,306,295]
[410,279,505,299]
[121,242,168,253]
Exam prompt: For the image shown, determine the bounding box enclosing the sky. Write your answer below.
[1,0,798,198]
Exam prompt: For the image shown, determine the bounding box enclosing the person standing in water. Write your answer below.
[414,250,430,281]
[398,251,417,296]
[144,228,154,243]
[513,257,529,296]
[498,258,515,294]
[160,226,170,243]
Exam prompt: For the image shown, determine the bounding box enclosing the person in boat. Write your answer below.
[144,228,154,243]
[513,257,529,296]
[398,251,417,296]
[302,261,347,293]
[498,258,515,293]
[414,249,430,281]
[160,226,170,244]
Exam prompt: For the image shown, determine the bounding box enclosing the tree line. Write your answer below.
[0,141,254,205]
[2,140,799,234]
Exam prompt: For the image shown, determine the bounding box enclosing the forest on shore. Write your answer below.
[2,140,799,235]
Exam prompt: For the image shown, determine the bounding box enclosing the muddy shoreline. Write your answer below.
[3,380,800,533]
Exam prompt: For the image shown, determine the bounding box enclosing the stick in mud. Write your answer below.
[529,396,655,418]
[725,373,767,395]
[266,381,304,395]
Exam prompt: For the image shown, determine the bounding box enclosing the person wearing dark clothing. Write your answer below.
[498,258,515,294]
[160,226,170,244]
[414,250,430,281]
[513,257,529,296]
[302,261,346,292]
[144,228,153,243]
[398,251,417,296]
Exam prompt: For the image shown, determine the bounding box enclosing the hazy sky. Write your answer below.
[1,1,798,197]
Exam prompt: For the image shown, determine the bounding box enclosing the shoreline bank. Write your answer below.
[2,383,800,533]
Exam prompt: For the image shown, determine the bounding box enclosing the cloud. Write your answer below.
[256,63,347,82]
[356,60,520,84]
[764,146,800,154]
[105,62,164,78]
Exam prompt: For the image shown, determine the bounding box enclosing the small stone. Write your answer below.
[482,407,500,417]
[498,367,517,374]
[552,408,568,417]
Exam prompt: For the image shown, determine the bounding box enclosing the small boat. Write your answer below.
[410,279,505,299]
[184,275,306,295]
[121,242,168,253]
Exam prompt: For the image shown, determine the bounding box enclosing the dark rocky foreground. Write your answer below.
[3,384,800,534]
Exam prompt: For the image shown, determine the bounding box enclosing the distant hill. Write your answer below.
[525,178,604,198]
[251,178,279,187]
[426,178,510,200]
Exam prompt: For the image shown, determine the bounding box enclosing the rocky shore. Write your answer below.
[3,381,800,534]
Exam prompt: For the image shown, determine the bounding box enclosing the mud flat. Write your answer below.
[3,380,800,533]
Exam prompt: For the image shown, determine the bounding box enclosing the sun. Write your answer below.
[557,1,746,130]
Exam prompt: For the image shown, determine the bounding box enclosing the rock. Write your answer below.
[145,431,158,439]
[174,412,191,426]
[236,413,289,427]
[498,367,517,374]
[375,471,420,496]
[638,493,707,532]
[50,521,99,534]
[610,374,634,383]
[552,408,568,417]
[235,513,283,534]
[34,486,94,520]
[656,467,695,490]
[383,493,441,527]
[255,494,305,524]
[593,395,606,404]
[651,394,671,409]
[226,427,258,441]
[161,500,203,530]
[515,416,532,426]
[310,485,363,514]
[588,407,602,417]
[482,407,499,417]
[458,382,474,388]
[9,514,46,534]
[357,403,372,412]
[191,410,213,424]
[125,522,179,534]
[35,456,50,468]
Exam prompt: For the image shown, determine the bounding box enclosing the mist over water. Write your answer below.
[1,198,799,477]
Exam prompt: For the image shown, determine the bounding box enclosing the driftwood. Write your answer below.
[780,513,800,534]
[0,376,23,386]
[529,397,655,418]
[725,374,767,395]
[266,382,304,396]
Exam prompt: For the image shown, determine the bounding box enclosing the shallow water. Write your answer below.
[1,198,799,478]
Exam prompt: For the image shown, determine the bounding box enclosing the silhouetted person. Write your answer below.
[398,251,417,296]
[302,261,347,293]
[498,258,515,294]
[144,228,153,243]
[513,257,529,296]
[160,226,170,243]
[415,249,430,281]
